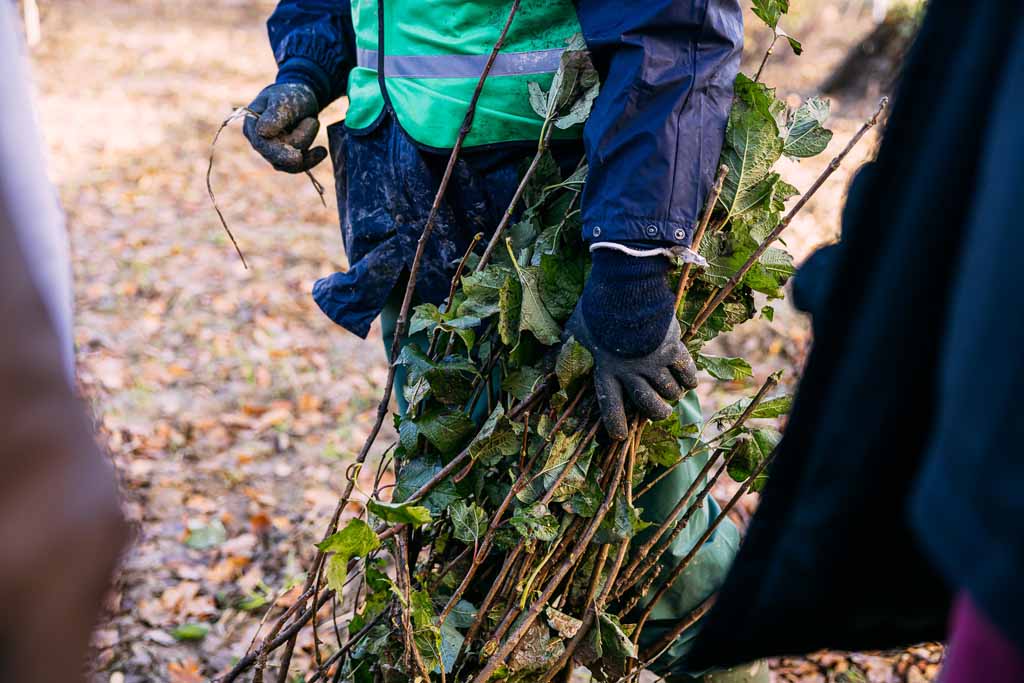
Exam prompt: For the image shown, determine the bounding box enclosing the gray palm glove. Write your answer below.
[567,310,697,440]
[243,83,326,173]
[565,249,698,441]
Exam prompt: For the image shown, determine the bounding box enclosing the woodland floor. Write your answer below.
[24,0,941,681]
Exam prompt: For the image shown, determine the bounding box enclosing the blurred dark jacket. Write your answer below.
[689,0,1024,669]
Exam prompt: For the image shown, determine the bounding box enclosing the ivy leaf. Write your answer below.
[412,409,475,455]
[637,422,683,467]
[556,338,594,391]
[697,354,754,381]
[367,499,433,527]
[510,502,560,542]
[502,365,546,401]
[514,262,563,346]
[539,252,586,322]
[468,405,524,466]
[316,519,381,593]
[409,303,478,353]
[784,97,833,159]
[598,612,637,659]
[393,459,459,515]
[449,500,489,545]
[396,345,477,409]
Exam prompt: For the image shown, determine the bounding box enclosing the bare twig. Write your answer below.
[684,97,888,341]
[207,108,252,269]
[675,164,729,312]
[470,439,631,683]
[476,121,558,271]
[754,33,779,83]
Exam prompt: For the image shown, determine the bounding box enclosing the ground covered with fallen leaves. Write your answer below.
[24,0,941,680]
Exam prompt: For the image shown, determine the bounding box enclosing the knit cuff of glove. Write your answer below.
[580,248,676,359]
[275,58,330,110]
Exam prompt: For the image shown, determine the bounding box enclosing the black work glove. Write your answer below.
[243,83,327,173]
[566,249,698,440]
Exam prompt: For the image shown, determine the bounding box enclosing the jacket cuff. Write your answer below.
[275,57,332,110]
[582,213,696,248]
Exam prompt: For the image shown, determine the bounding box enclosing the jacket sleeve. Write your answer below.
[575,0,743,247]
[268,0,356,108]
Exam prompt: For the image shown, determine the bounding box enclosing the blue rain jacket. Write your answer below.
[266,0,743,337]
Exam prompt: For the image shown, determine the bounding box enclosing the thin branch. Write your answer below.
[476,121,558,271]
[754,33,779,83]
[675,164,729,312]
[470,439,631,683]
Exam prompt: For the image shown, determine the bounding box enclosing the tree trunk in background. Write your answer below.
[822,3,923,98]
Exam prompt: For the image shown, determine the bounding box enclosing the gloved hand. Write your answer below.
[566,248,697,440]
[243,83,327,173]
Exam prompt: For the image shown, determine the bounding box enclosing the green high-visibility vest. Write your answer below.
[345,0,584,149]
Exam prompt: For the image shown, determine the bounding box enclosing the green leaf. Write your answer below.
[449,500,489,545]
[785,34,803,55]
[510,502,560,542]
[316,519,381,592]
[784,97,833,159]
[172,623,209,641]
[595,491,649,544]
[458,265,513,320]
[409,303,479,354]
[598,612,637,659]
[556,338,594,391]
[393,458,459,514]
[468,405,524,466]
[396,344,477,409]
[510,259,562,346]
[447,600,479,629]
[761,305,775,321]
[412,409,475,455]
[751,0,789,29]
[367,499,433,527]
[498,269,523,346]
[726,429,779,491]
[638,422,683,467]
[539,252,586,322]
[718,78,785,221]
[714,394,793,422]
[697,354,754,381]
[502,365,546,401]
[527,81,549,119]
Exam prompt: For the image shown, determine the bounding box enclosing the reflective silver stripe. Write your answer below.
[356,47,563,78]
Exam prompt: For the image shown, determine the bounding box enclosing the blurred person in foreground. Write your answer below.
[684,1,1024,681]
[0,5,127,681]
